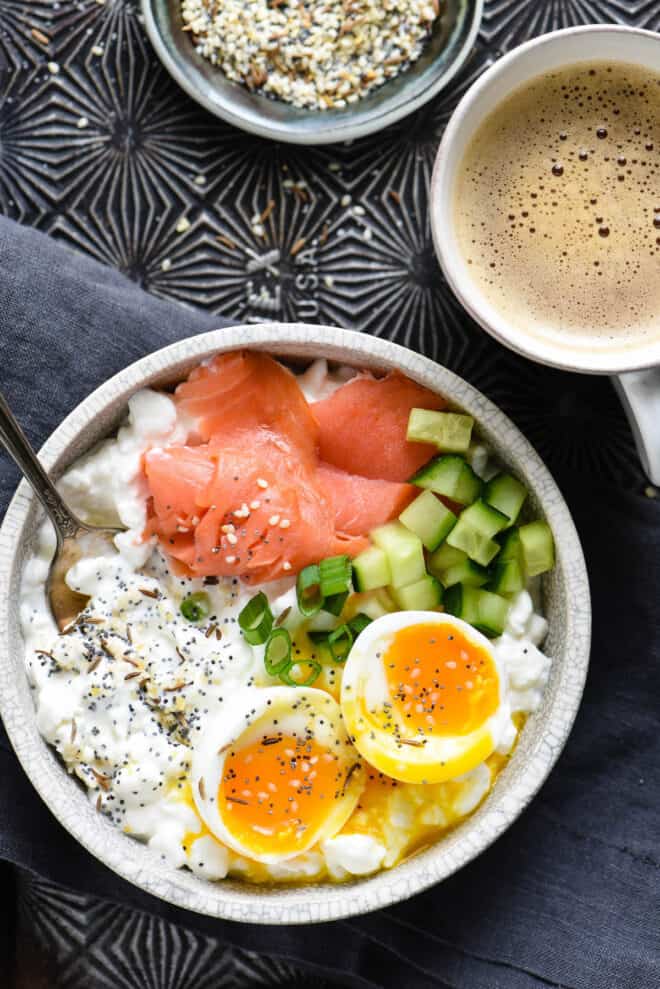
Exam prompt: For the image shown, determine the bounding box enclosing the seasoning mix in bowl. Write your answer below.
[181,0,440,110]
[141,0,483,143]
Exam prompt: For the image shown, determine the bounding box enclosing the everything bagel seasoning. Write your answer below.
[181,0,439,109]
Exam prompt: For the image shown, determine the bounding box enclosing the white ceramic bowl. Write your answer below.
[0,323,590,923]
[431,25,660,375]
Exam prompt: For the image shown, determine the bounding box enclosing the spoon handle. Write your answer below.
[0,391,81,539]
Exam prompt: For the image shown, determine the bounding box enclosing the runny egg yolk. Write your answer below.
[219,732,349,857]
[384,623,499,738]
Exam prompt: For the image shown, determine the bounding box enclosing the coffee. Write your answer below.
[454,61,660,352]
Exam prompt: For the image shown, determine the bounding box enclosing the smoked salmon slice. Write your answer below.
[144,445,215,536]
[175,351,319,456]
[143,354,446,583]
[312,371,446,482]
[317,464,415,537]
[145,433,367,583]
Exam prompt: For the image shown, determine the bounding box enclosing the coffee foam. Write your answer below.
[454,61,660,352]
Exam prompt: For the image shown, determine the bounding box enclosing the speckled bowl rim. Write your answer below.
[0,323,590,924]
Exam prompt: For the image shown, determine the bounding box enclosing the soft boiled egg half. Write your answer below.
[341,612,514,784]
[191,686,365,864]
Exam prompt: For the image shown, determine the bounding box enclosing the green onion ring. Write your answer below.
[238,591,273,645]
[264,627,292,676]
[296,564,323,617]
[318,555,352,597]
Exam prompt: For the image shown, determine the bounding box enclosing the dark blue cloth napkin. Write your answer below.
[1,216,658,989]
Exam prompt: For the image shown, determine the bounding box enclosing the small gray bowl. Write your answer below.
[141,0,483,144]
[0,323,590,923]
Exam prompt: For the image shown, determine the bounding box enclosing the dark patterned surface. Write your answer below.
[8,867,338,989]
[0,1,656,986]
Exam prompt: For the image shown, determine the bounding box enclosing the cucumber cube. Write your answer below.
[443,558,489,589]
[447,517,500,567]
[391,575,443,611]
[399,490,457,551]
[498,528,523,565]
[474,589,511,637]
[407,409,474,453]
[488,557,524,596]
[352,546,391,592]
[409,455,482,505]
[484,473,528,525]
[371,521,426,589]
[444,585,510,637]
[427,542,467,576]
[459,499,509,538]
[519,521,555,577]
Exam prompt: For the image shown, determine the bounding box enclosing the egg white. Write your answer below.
[191,686,365,864]
[341,611,514,784]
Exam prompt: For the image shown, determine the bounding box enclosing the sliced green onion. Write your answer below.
[180,592,211,623]
[307,628,331,644]
[238,591,273,645]
[264,627,291,676]
[322,590,349,616]
[296,564,323,617]
[327,623,353,663]
[318,555,352,597]
[348,613,372,637]
[279,658,322,687]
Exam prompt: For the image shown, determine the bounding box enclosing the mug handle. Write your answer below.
[614,369,660,486]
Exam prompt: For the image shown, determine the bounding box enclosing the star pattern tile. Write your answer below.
[15,869,335,989]
[480,0,658,52]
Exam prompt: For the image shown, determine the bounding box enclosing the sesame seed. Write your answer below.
[282,561,292,572]
[268,515,280,526]
[257,478,268,489]
[226,533,238,545]
[279,519,290,529]
[225,555,236,564]
[250,500,261,510]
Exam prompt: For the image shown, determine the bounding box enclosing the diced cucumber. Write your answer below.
[399,490,457,551]
[446,500,507,565]
[427,542,466,576]
[443,583,479,625]
[352,546,391,592]
[443,558,490,589]
[371,521,426,589]
[484,473,528,525]
[519,521,555,577]
[444,585,511,637]
[488,557,524,596]
[447,519,500,567]
[391,575,443,611]
[458,499,509,538]
[498,528,523,565]
[428,543,487,587]
[409,454,482,505]
[407,409,474,453]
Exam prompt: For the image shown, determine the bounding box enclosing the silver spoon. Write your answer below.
[0,392,121,631]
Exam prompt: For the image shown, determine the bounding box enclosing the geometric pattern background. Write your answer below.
[0,0,655,985]
[12,868,338,989]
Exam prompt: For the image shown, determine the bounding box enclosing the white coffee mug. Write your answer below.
[430,25,660,484]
